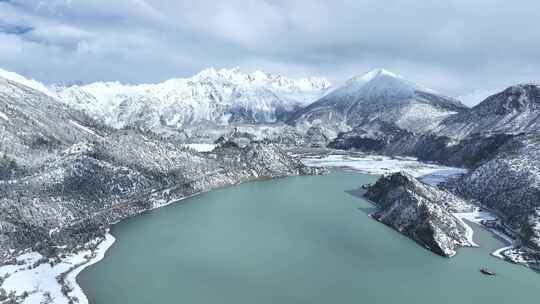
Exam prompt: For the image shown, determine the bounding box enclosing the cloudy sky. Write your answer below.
[1,0,539,105]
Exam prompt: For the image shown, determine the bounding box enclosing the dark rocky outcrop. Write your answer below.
[364,173,472,257]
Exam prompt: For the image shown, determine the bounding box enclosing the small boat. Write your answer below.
[480,267,496,276]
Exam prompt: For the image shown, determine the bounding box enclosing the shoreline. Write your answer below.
[452,211,497,247]
[452,211,516,260]
[0,187,203,303]
[0,234,116,304]
[65,233,116,304]
[306,153,521,263]
[0,171,305,303]
[66,191,208,303]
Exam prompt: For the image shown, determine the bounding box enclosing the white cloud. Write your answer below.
[0,0,539,102]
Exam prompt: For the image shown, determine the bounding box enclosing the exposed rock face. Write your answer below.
[289,69,467,135]
[364,173,472,257]
[524,208,540,252]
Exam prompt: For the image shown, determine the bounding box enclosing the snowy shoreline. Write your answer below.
[0,234,115,304]
[452,211,516,261]
[64,233,116,304]
[0,190,204,304]
[452,211,497,247]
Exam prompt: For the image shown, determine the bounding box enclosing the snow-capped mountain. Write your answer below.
[53,67,331,136]
[435,84,540,139]
[288,68,467,134]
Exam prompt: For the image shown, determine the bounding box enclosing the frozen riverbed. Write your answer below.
[301,154,467,185]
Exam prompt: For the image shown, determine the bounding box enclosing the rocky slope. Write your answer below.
[435,84,540,139]
[288,69,467,136]
[450,133,540,268]
[0,76,105,169]
[52,67,331,141]
[364,173,473,257]
[328,120,516,168]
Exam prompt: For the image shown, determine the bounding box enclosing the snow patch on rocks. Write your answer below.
[182,143,217,152]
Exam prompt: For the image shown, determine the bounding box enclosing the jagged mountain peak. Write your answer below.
[192,66,331,90]
[347,68,400,84]
[472,83,540,113]
[51,67,332,136]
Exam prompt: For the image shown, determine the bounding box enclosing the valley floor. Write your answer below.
[300,152,467,185]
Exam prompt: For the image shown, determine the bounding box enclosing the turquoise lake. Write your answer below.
[78,171,540,303]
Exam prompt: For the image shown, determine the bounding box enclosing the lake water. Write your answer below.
[78,171,539,304]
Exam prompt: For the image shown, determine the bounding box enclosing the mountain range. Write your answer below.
[50,68,331,141]
[1,65,540,301]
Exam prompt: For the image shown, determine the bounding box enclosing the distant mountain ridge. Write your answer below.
[435,83,540,138]
[52,67,331,137]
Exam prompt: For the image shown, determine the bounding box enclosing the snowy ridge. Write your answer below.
[436,84,540,139]
[0,68,55,97]
[52,67,331,133]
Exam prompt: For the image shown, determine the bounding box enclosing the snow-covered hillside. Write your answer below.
[52,67,331,136]
[435,84,540,139]
[289,68,467,134]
